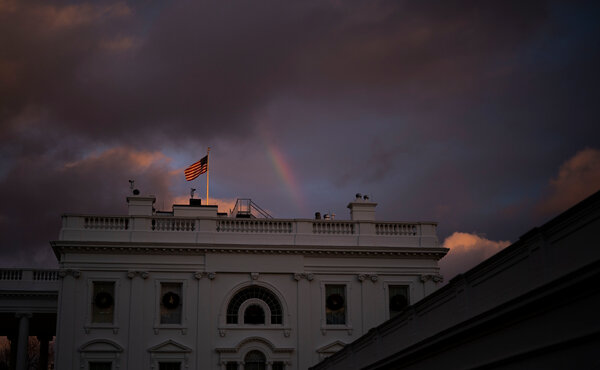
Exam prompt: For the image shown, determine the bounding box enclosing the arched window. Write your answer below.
[226,286,282,324]
[244,351,266,370]
[244,304,265,324]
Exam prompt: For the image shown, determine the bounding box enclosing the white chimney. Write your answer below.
[127,195,156,216]
[347,194,377,221]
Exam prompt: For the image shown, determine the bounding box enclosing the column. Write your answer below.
[15,312,31,370]
[127,272,146,369]
[294,273,313,370]
[38,335,51,370]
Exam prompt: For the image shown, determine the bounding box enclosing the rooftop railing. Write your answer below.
[59,214,439,248]
[0,269,60,285]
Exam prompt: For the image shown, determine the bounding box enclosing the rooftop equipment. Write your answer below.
[230,199,273,219]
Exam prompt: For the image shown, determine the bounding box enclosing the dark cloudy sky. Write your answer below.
[1,0,599,280]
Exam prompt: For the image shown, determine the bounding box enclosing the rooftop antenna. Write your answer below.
[190,188,196,199]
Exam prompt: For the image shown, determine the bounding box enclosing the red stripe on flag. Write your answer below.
[184,155,208,181]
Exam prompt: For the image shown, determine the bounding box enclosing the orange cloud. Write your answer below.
[64,147,170,171]
[23,2,132,30]
[101,36,137,52]
[536,148,600,216]
[439,232,511,281]
[0,0,17,13]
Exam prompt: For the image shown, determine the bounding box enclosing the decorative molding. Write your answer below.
[219,329,226,337]
[15,312,32,319]
[293,272,314,281]
[83,326,119,335]
[0,292,58,299]
[194,271,216,280]
[420,274,443,283]
[357,273,378,282]
[58,269,81,279]
[250,272,259,281]
[127,270,149,279]
[52,242,448,260]
[215,336,294,354]
[284,329,291,337]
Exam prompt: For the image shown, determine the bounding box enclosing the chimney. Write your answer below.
[127,193,156,216]
[347,194,377,221]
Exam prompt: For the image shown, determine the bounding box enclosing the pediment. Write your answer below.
[316,340,346,354]
[148,339,192,353]
[79,339,123,353]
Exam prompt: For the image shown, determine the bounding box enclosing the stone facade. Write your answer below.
[50,194,447,370]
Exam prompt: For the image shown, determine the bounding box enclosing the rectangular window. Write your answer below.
[159,363,181,370]
[225,362,239,370]
[388,285,409,318]
[160,282,182,324]
[89,362,112,370]
[325,284,346,325]
[91,281,115,324]
[272,362,285,370]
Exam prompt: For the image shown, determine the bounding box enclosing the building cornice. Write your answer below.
[51,240,448,260]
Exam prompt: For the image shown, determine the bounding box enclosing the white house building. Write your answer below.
[49,192,447,370]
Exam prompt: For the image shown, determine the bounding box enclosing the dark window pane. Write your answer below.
[272,361,285,370]
[244,304,265,324]
[160,283,182,324]
[326,285,346,325]
[226,362,239,370]
[244,351,266,370]
[89,362,112,370]
[92,282,115,324]
[159,362,181,370]
[389,285,409,317]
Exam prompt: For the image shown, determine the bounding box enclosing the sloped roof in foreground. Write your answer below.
[311,189,600,369]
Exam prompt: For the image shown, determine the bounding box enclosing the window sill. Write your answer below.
[84,324,119,334]
[153,325,187,335]
[320,325,353,336]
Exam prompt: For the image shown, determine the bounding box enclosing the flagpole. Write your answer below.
[206,147,210,204]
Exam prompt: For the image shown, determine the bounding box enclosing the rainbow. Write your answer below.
[263,141,306,215]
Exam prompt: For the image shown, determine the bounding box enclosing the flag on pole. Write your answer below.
[184,155,208,181]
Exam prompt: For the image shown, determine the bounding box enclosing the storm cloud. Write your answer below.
[1,0,599,273]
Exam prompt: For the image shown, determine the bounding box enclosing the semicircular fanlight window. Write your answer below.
[226,286,282,324]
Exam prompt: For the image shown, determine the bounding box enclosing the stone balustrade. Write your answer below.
[312,221,354,234]
[0,269,59,281]
[217,219,293,233]
[84,216,129,230]
[59,214,439,248]
[152,218,196,231]
[375,222,418,236]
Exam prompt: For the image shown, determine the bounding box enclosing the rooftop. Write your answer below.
[53,193,445,258]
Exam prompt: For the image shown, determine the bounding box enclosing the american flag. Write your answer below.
[184,155,208,181]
